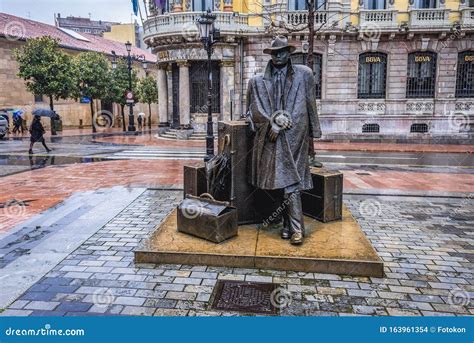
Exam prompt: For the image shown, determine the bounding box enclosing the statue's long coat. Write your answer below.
[246,60,322,191]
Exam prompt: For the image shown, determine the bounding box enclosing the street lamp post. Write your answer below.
[111,44,147,133]
[125,41,136,132]
[197,10,220,162]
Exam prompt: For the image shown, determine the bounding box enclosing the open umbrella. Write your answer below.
[32,108,56,118]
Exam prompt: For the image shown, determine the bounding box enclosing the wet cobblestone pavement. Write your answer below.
[1,190,472,317]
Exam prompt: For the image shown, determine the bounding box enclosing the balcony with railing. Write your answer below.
[409,8,451,29]
[143,11,260,43]
[359,10,398,30]
[461,7,474,27]
[284,10,346,30]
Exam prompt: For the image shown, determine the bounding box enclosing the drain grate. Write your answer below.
[210,280,279,315]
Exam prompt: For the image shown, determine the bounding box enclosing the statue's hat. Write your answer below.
[263,36,296,54]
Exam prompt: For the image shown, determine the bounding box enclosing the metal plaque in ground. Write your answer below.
[210,280,280,315]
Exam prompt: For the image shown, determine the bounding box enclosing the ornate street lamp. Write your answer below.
[197,10,220,162]
[110,46,148,132]
[124,41,136,132]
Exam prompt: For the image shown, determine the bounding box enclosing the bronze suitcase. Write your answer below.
[177,194,238,243]
[183,162,207,198]
[217,121,279,225]
[302,168,343,222]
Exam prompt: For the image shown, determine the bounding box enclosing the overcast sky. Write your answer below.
[0,0,140,25]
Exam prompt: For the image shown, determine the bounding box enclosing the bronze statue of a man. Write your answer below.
[246,36,322,245]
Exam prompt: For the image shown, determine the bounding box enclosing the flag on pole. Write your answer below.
[131,0,139,15]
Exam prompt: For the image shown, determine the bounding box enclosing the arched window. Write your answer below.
[358,52,387,99]
[190,61,220,113]
[288,0,326,10]
[364,0,386,9]
[192,0,213,11]
[455,51,474,98]
[290,53,322,99]
[406,52,437,98]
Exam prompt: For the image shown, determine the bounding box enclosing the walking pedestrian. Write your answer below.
[28,115,51,154]
[137,113,144,130]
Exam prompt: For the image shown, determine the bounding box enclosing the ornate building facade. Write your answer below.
[143,0,474,140]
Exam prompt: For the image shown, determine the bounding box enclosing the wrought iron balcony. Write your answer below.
[461,7,474,27]
[409,8,451,29]
[143,11,260,44]
[359,10,398,30]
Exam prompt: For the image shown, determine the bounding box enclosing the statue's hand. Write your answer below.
[268,128,279,142]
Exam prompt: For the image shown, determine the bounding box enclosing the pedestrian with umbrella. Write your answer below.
[12,110,24,134]
[29,109,54,154]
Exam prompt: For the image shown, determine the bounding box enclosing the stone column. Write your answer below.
[178,60,190,127]
[220,60,235,121]
[157,64,169,126]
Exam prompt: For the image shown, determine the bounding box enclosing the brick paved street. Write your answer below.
[1,189,472,316]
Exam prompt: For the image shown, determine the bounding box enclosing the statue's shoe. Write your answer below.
[290,232,304,245]
[281,228,290,240]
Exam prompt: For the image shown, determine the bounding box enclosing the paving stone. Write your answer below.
[8,300,30,309]
[121,306,156,316]
[56,302,93,312]
[113,296,145,306]
[173,277,202,285]
[0,309,33,316]
[353,305,388,316]
[24,301,60,311]
[245,275,273,283]
[190,272,218,279]
[143,298,177,308]
[154,308,189,316]
[154,283,185,292]
[165,292,197,301]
